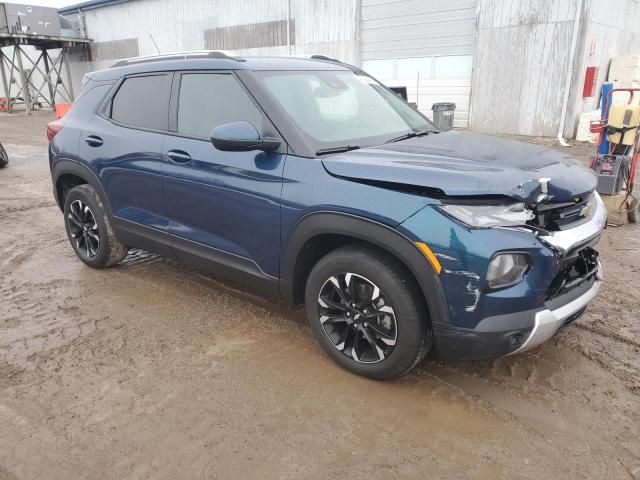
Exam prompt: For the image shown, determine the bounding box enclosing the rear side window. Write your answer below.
[177,73,262,138]
[111,74,171,130]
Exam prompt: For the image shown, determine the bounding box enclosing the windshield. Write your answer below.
[257,70,436,151]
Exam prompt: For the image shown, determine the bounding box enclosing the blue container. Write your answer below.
[599,82,614,155]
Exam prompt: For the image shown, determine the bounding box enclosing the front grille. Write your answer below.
[529,193,593,231]
[546,247,599,300]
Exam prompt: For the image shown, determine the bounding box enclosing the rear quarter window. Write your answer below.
[111,74,172,131]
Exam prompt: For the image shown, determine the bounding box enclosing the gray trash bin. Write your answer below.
[431,102,456,131]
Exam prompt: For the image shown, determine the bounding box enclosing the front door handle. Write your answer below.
[167,150,192,164]
[84,135,103,147]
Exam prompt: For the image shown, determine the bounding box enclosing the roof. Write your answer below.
[86,53,352,82]
[58,0,130,14]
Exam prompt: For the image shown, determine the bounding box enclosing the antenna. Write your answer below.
[149,33,160,54]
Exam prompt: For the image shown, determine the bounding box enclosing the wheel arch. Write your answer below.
[280,212,449,324]
[52,159,113,216]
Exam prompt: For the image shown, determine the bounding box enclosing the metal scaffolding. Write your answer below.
[0,32,90,113]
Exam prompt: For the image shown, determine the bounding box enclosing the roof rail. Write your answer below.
[309,54,342,63]
[111,50,245,68]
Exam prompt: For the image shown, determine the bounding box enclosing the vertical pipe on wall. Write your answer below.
[557,0,584,146]
[286,0,292,55]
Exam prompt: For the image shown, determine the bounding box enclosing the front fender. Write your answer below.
[280,211,449,325]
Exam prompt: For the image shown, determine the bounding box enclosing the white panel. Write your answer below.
[361,0,478,60]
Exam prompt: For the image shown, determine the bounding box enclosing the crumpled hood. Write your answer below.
[321,131,597,203]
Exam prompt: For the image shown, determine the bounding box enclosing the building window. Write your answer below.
[434,55,473,79]
[361,59,394,80]
[362,55,473,81]
[396,57,433,80]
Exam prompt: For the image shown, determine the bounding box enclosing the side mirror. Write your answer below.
[210,121,281,152]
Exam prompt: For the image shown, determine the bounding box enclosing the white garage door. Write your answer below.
[361,0,477,128]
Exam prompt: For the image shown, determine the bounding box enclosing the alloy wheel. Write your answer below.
[317,272,397,363]
[67,200,100,257]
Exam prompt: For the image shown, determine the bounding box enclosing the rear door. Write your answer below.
[162,71,286,278]
[79,73,172,236]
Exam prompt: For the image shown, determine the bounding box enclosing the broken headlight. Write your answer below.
[439,203,534,228]
[486,253,530,289]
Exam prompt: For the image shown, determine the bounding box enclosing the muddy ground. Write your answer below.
[0,112,639,479]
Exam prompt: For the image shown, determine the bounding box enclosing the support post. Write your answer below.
[42,49,56,108]
[63,48,75,102]
[14,45,31,114]
[0,48,10,113]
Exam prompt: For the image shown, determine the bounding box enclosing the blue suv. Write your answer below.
[48,52,606,379]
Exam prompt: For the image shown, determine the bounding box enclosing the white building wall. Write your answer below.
[469,0,580,137]
[66,0,359,96]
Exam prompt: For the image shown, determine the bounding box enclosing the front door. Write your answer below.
[162,72,286,278]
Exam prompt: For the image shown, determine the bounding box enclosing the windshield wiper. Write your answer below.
[316,145,361,156]
[386,131,417,143]
[385,129,437,144]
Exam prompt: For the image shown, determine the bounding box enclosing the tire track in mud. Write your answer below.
[0,199,56,215]
[0,279,103,365]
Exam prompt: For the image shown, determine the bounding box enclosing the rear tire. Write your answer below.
[305,245,431,380]
[63,184,128,268]
[0,143,8,168]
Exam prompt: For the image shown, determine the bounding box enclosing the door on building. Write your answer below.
[360,0,477,128]
[162,71,286,280]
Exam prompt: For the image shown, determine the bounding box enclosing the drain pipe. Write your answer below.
[286,0,292,55]
[557,0,584,147]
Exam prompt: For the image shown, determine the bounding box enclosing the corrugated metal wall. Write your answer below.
[69,0,359,77]
[469,0,640,137]
[565,0,640,137]
[360,0,477,127]
[469,0,579,137]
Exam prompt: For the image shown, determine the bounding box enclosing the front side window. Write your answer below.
[258,70,434,148]
[111,74,171,130]
[177,73,263,138]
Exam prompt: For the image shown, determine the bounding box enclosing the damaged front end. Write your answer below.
[397,186,606,362]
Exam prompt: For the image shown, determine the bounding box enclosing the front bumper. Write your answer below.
[508,260,602,354]
[427,195,606,362]
[433,264,602,361]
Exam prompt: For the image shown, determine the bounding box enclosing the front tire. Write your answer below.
[63,184,128,268]
[305,245,431,380]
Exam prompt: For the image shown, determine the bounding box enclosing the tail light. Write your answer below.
[47,119,65,142]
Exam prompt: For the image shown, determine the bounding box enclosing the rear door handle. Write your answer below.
[167,150,192,164]
[84,135,103,147]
